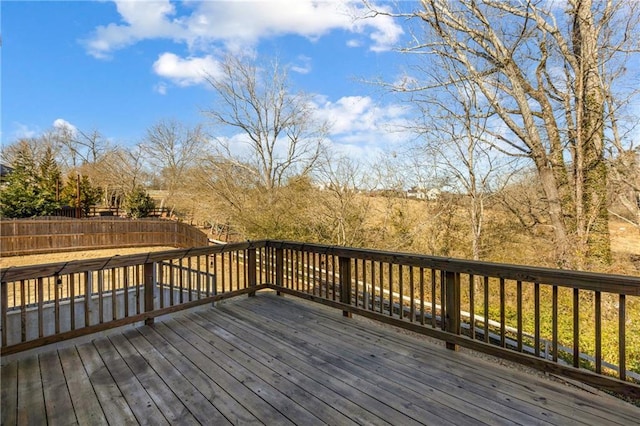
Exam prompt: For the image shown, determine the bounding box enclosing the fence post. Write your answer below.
[445,271,461,350]
[144,262,155,326]
[275,248,284,296]
[248,248,257,297]
[339,257,352,318]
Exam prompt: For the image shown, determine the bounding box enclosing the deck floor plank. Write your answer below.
[177,311,363,426]
[161,318,325,426]
[199,306,477,426]
[190,309,395,426]
[2,291,639,425]
[131,326,264,425]
[119,328,232,425]
[260,293,638,425]
[218,298,511,426]
[16,354,47,425]
[75,341,138,425]
[151,321,296,425]
[91,337,169,426]
[39,350,78,425]
[1,360,18,426]
[107,333,200,425]
[239,296,588,425]
[57,345,108,426]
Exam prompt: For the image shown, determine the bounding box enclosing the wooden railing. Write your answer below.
[0,242,266,355]
[1,240,638,398]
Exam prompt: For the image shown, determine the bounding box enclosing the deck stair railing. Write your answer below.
[1,240,639,399]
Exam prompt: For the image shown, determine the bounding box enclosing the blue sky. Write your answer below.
[2,0,414,158]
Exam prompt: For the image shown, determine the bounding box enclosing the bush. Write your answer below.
[123,186,155,218]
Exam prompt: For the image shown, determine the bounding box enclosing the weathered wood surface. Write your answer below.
[0,218,209,256]
[2,292,639,425]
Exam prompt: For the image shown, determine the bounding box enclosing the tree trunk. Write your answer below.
[572,0,611,268]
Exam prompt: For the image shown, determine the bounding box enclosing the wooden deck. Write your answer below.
[2,292,638,425]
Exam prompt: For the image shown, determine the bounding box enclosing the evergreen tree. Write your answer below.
[37,146,62,215]
[60,174,103,215]
[0,149,40,217]
[123,186,155,218]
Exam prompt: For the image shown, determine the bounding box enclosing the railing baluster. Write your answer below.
[84,272,91,327]
[55,275,60,334]
[188,257,193,302]
[516,280,522,352]
[431,270,437,328]
[409,267,415,323]
[552,285,558,362]
[354,258,359,308]
[573,288,580,367]
[595,290,601,373]
[98,271,104,324]
[483,276,489,343]
[500,278,505,348]
[38,278,44,338]
[398,265,404,320]
[619,294,626,381]
[469,275,475,339]
[179,258,184,304]
[123,267,129,317]
[389,263,394,317]
[534,282,540,358]
[20,280,26,342]
[111,268,117,321]
[440,271,446,330]
[420,268,425,326]
[70,274,76,330]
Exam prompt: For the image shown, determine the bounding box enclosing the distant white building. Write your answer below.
[406,187,440,201]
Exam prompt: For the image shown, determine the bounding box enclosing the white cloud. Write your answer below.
[84,0,403,59]
[11,123,40,139]
[152,52,222,86]
[291,55,312,75]
[316,95,409,136]
[53,118,78,135]
[154,82,168,95]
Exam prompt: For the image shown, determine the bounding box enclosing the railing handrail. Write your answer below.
[0,241,265,282]
[268,241,640,294]
[3,240,638,293]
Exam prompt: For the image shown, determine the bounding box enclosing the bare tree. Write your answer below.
[365,0,640,268]
[141,119,207,215]
[203,55,328,191]
[412,76,518,260]
[53,126,110,168]
[316,155,372,246]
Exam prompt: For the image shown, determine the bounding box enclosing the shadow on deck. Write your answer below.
[2,292,639,425]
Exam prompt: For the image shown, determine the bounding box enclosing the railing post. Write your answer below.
[445,270,460,350]
[276,248,284,296]
[339,257,352,318]
[248,248,257,297]
[1,282,7,347]
[144,262,155,326]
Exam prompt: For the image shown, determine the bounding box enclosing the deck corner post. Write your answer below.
[275,248,284,296]
[339,257,352,318]
[248,248,257,297]
[1,281,7,347]
[144,262,155,325]
[445,270,461,351]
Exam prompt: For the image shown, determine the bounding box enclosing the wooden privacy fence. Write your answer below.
[1,240,638,398]
[0,218,209,256]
